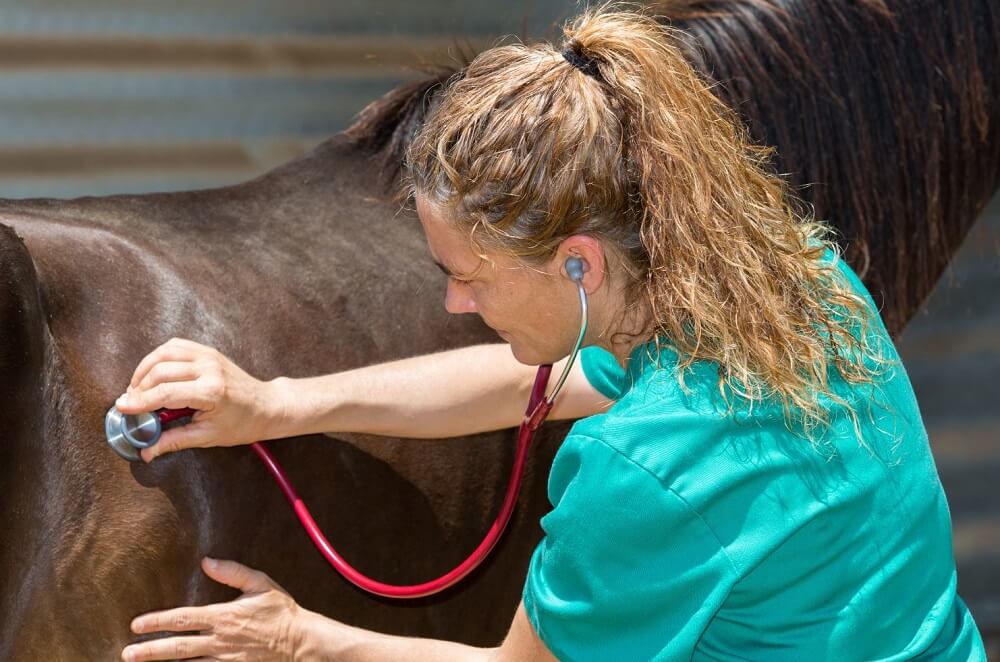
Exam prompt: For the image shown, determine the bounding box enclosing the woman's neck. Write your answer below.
[594,292,656,370]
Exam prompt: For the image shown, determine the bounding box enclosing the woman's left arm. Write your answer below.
[299,602,556,662]
[121,557,557,662]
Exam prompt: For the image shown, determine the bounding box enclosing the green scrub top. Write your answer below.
[522,250,986,661]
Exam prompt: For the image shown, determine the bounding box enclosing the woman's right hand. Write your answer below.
[114,337,285,463]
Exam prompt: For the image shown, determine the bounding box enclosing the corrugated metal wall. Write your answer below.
[0,0,996,644]
[0,1,574,198]
[896,198,1000,636]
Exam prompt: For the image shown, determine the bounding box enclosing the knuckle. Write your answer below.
[235,567,255,586]
[200,359,222,380]
[143,384,160,402]
[173,639,189,657]
[204,378,225,400]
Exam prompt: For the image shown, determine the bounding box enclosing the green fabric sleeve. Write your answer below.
[579,345,629,401]
[522,434,739,661]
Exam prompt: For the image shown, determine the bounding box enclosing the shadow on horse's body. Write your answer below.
[0,0,996,658]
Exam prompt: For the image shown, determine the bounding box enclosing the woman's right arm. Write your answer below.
[116,337,610,461]
[270,342,609,440]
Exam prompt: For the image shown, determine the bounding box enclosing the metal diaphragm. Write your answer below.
[105,405,161,462]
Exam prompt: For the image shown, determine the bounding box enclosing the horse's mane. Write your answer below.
[341,67,459,188]
[340,0,999,335]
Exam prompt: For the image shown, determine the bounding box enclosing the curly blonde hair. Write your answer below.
[404,3,889,443]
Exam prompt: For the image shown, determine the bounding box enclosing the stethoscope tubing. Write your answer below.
[248,363,554,598]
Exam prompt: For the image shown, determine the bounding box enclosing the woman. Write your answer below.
[116,6,985,661]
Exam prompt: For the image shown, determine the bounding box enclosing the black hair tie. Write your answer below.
[561,45,601,79]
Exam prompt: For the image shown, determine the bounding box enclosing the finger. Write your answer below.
[135,361,201,393]
[128,343,198,390]
[163,337,213,352]
[117,382,215,415]
[141,422,212,463]
[131,606,218,634]
[121,635,215,662]
[201,557,274,594]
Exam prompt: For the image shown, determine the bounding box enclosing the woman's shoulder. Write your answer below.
[571,341,776,484]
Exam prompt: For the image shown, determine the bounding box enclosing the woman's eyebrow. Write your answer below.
[433,256,484,279]
[433,259,461,277]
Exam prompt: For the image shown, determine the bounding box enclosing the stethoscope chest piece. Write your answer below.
[105,405,162,462]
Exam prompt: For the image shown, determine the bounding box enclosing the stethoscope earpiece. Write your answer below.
[564,256,587,283]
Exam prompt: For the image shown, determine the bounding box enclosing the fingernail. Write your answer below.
[122,648,135,662]
[206,557,218,569]
[116,393,128,406]
[131,618,144,633]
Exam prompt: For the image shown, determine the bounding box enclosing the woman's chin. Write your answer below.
[504,337,532,364]
[505,338,554,367]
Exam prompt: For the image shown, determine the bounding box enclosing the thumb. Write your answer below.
[141,423,206,463]
[201,557,273,594]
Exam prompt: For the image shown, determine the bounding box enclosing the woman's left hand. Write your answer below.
[121,557,304,661]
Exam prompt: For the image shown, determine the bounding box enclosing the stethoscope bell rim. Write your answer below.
[105,405,161,462]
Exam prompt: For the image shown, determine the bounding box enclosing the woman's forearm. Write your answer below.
[295,609,496,662]
[266,343,539,440]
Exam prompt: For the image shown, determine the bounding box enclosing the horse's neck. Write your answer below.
[672,0,1000,334]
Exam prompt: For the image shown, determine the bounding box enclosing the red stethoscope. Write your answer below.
[105,257,589,599]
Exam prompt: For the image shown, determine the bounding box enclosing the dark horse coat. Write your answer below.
[1,0,996,659]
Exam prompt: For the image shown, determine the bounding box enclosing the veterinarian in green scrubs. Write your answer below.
[117,6,986,661]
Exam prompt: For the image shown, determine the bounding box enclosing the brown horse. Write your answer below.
[1,0,996,659]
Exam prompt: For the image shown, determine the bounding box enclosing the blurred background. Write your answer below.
[0,0,995,654]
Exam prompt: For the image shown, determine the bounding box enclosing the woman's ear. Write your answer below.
[556,235,606,293]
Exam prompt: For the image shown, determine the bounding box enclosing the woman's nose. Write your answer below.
[444,280,477,314]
